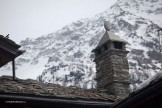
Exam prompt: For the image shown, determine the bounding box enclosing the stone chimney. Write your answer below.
[92,21,130,98]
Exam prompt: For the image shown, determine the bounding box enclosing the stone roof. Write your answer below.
[0,76,121,102]
[96,31,127,49]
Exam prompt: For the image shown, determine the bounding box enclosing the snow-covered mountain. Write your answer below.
[1,0,162,88]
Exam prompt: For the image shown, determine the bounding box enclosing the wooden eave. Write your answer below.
[0,35,25,67]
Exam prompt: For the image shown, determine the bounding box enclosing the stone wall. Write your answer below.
[94,49,130,97]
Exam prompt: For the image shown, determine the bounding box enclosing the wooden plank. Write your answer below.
[12,59,15,80]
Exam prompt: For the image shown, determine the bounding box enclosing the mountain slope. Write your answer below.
[1,0,162,89]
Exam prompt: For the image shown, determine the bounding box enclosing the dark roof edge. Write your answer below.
[114,78,162,108]
[0,93,113,107]
[17,50,26,56]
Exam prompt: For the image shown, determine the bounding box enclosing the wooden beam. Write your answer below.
[12,59,15,80]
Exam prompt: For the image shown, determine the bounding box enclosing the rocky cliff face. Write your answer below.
[1,0,162,89]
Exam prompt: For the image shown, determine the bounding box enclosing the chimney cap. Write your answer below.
[104,21,111,31]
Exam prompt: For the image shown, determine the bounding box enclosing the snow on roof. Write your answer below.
[95,31,127,50]
[136,71,162,90]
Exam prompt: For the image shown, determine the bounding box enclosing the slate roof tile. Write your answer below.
[0,76,121,102]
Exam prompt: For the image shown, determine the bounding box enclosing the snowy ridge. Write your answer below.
[0,0,162,89]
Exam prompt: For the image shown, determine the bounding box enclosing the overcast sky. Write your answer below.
[0,0,117,43]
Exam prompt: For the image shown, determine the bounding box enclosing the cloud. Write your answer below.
[0,0,117,43]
